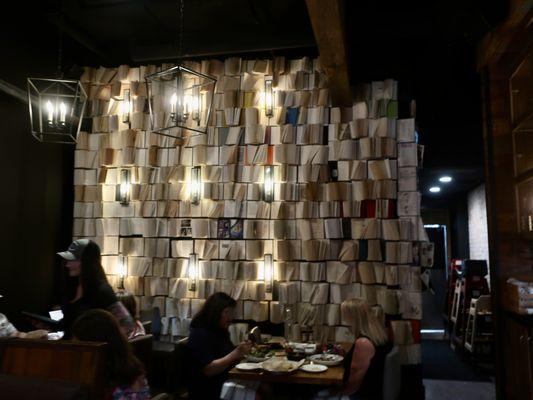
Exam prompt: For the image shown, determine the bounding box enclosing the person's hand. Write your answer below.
[22,330,49,339]
[234,340,253,358]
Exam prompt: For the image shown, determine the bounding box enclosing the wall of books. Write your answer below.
[73,57,432,365]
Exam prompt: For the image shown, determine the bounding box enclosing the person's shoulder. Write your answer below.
[93,282,117,305]
[355,337,376,351]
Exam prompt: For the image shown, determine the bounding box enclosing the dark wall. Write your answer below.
[0,16,74,328]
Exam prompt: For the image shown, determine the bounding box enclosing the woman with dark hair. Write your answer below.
[57,239,135,339]
[72,309,149,400]
[187,292,252,400]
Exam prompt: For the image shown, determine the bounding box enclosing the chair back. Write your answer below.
[0,338,107,399]
[172,337,190,397]
[140,307,162,339]
[383,346,401,400]
[129,334,153,373]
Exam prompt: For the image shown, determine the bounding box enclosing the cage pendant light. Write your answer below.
[27,17,87,144]
[145,65,216,137]
[27,78,87,144]
[145,0,216,138]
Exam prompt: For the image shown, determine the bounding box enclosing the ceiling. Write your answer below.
[2,0,508,208]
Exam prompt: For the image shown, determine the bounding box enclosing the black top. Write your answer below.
[61,282,117,339]
[343,336,392,400]
[187,326,235,400]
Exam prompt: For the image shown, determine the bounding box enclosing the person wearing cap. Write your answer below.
[57,239,136,339]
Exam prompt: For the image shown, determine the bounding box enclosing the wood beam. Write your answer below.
[305,0,352,106]
[477,0,533,69]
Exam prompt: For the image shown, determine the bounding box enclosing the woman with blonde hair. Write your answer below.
[314,298,392,400]
[341,298,392,399]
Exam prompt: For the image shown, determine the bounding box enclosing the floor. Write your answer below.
[424,379,496,400]
[422,339,496,400]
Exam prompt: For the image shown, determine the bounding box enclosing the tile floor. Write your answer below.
[424,379,496,400]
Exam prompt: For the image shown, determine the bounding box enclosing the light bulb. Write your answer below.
[429,186,441,193]
[59,102,67,125]
[263,165,274,202]
[170,93,177,113]
[46,100,54,124]
[439,176,452,183]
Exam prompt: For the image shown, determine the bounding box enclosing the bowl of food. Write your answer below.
[261,357,302,375]
[246,345,275,363]
[308,353,344,367]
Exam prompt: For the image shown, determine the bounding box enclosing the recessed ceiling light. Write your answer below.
[439,176,452,183]
[429,186,441,193]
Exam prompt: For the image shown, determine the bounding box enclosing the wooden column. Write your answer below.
[305,0,352,106]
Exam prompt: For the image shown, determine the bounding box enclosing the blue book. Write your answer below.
[286,107,299,126]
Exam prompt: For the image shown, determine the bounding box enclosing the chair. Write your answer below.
[129,334,153,373]
[0,338,107,399]
[383,346,401,400]
[172,337,190,399]
[140,307,162,340]
[139,307,176,391]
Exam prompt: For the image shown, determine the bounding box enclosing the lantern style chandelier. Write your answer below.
[146,0,216,138]
[27,21,87,144]
[27,78,87,144]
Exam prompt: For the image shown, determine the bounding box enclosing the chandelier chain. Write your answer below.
[178,0,184,59]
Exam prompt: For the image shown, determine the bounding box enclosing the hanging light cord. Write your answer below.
[177,0,184,59]
[57,0,64,78]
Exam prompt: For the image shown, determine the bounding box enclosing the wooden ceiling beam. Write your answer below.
[477,0,533,69]
[305,0,352,106]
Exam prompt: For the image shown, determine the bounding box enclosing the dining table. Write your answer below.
[228,363,345,386]
[229,338,349,386]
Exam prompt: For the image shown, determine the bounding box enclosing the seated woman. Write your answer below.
[187,292,253,400]
[57,239,136,339]
[116,291,146,338]
[315,298,392,400]
[72,309,149,400]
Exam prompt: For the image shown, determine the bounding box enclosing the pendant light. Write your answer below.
[145,0,216,138]
[27,17,87,144]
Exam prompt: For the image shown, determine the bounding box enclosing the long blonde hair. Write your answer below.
[341,298,388,345]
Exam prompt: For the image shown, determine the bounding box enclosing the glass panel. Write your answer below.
[513,130,533,175]
[510,50,533,128]
[516,177,533,233]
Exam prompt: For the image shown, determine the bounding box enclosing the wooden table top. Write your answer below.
[229,365,345,386]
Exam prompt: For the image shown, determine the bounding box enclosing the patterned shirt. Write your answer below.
[110,375,150,400]
[0,313,17,337]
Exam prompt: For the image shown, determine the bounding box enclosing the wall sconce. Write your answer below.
[122,89,132,124]
[118,255,128,288]
[263,165,274,203]
[264,254,274,293]
[116,169,131,205]
[188,253,198,291]
[190,166,202,205]
[264,76,274,117]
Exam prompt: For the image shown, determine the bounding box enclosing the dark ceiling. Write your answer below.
[2,0,509,209]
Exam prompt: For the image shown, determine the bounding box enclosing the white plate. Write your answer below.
[246,354,272,363]
[235,362,262,371]
[308,353,344,366]
[300,363,328,373]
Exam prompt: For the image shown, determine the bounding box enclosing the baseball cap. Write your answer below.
[57,239,90,261]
